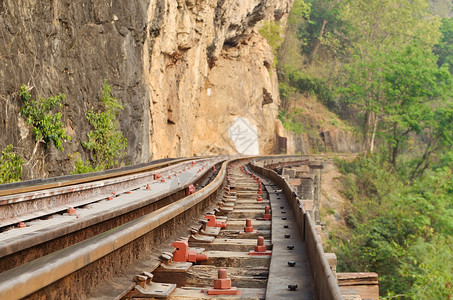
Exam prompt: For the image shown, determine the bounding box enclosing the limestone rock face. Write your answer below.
[0,0,293,178]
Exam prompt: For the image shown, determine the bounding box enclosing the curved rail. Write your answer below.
[0,157,219,228]
[0,155,344,300]
[0,157,232,300]
[0,157,206,197]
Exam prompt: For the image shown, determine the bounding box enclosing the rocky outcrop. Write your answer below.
[0,0,293,179]
[276,120,362,155]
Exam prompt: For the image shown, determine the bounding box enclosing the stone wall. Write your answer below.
[0,0,293,179]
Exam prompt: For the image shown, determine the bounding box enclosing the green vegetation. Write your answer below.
[288,70,334,108]
[332,154,452,298]
[73,80,127,174]
[19,85,71,151]
[278,109,303,134]
[279,0,453,297]
[259,21,284,67]
[0,145,23,184]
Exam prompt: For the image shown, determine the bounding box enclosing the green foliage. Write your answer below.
[19,85,71,151]
[0,145,23,184]
[434,17,453,73]
[259,21,284,67]
[289,70,335,108]
[279,0,453,297]
[278,82,297,103]
[408,235,453,299]
[300,0,348,61]
[73,80,127,174]
[332,154,453,297]
[278,109,303,134]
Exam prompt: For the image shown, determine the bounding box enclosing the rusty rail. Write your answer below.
[0,157,219,228]
[0,157,233,300]
[0,155,344,299]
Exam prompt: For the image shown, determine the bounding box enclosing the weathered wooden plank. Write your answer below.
[189,238,271,252]
[169,287,266,299]
[153,266,269,289]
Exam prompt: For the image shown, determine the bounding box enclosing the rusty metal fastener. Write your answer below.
[134,275,147,288]
[288,261,296,267]
[244,218,254,232]
[17,222,26,228]
[207,268,240,295]
[254,236,266,252]
[67,207,76,215]
[172,240,208,264]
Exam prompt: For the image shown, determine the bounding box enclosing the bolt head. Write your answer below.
[288,261,296,267]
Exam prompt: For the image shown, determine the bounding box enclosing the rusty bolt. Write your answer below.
[214,269,231,289]
[67,207,76,215]
[146,184,151,190]
[254,236,267,252]
[244,218,254,232]
[17,222,26,228]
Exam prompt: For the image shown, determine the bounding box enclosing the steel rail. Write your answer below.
[0,157,222,261]
[0,157,220,228]
[0,157,209,197]
[0,156,235,300]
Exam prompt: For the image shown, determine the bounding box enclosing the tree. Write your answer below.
[380,43,451,170]
[434,17,453,73]
[19,85,71,178]
[339,0,441,154]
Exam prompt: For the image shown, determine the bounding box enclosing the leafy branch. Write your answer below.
[73,80,128,173]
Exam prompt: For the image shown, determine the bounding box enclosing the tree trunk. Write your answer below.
[362,110,376,155]
[370,114,378,153]
[391,123,399,170]
[310,19,328,64]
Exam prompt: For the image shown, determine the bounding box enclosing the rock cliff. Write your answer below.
[0,0,293,178]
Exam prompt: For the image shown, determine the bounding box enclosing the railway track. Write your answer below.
[0,156,342,299]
